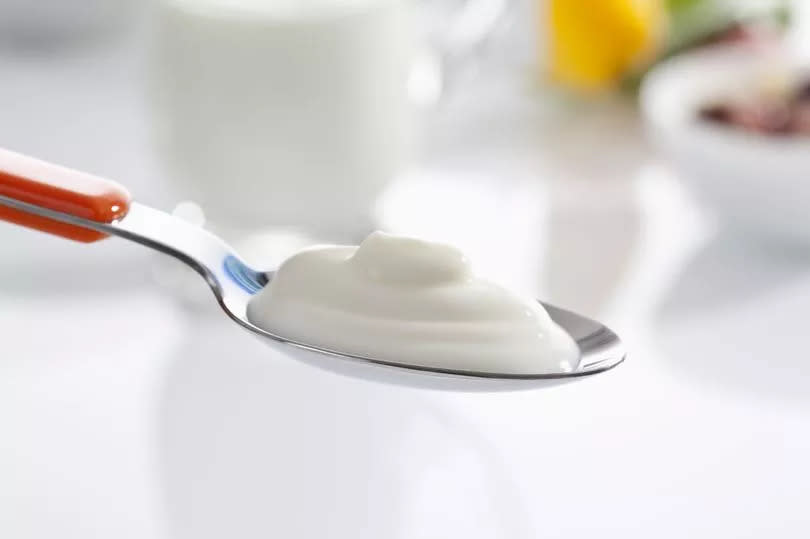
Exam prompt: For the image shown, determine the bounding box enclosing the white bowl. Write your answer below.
[640,44,810,245]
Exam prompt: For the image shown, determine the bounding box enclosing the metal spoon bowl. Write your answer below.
[0,193,625,391]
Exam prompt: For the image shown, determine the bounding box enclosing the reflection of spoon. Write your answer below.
[0,148,625,390]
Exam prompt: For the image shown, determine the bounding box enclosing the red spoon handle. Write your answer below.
[0,148,131,243]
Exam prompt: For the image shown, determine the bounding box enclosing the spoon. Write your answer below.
[0,148,625,390]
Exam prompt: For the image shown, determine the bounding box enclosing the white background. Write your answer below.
[1,2,809,538]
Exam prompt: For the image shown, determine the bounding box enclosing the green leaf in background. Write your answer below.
[623,0,792,94]
[666,0,791,52]
[667,0,705,12]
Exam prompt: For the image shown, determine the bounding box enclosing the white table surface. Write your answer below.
[1,14,809,539]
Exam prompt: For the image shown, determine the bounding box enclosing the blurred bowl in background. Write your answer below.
[641,44,810,245]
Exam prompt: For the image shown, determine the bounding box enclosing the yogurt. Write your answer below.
[247,232,579,374]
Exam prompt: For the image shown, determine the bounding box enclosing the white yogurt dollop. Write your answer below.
[247,232,579,374]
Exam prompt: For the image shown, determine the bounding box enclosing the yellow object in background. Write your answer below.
[547,0,667,92]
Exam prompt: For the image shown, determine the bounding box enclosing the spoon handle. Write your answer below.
[0,147,131,242]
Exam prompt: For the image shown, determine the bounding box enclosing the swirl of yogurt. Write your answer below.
[247,232,579,374]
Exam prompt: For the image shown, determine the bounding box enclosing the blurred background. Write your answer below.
[2,0,810,537]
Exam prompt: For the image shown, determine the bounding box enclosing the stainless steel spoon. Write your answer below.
[0,148,625,390]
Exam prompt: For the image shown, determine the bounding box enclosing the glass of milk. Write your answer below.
[150,0,509,242]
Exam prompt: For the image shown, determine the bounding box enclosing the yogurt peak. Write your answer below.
[247,232,579,374]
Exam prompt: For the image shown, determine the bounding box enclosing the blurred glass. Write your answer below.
[149,0,511,242]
